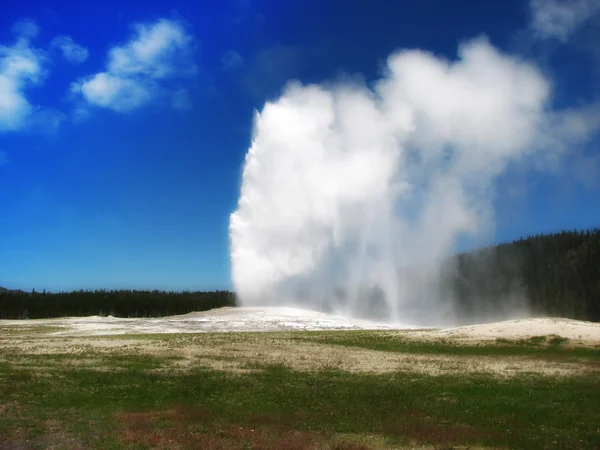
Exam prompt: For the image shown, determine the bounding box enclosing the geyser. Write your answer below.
[229,37,588,326]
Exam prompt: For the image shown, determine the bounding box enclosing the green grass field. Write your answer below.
[0,329,599,449]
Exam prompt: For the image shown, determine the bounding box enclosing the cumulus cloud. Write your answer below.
[0,21,46,132]
[75,72,152,112]
[72,18,196,112]
[229,37,598,325]
[51,35,89,64]
[530,0,600,41]
[107,19,195,78]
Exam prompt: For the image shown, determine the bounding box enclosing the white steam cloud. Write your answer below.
[229,37,593,325]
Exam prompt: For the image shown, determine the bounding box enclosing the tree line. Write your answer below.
[448,228,600,322]
[0,289,236,320]
[1,229,598,322]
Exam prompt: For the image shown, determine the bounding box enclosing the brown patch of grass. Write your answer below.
[395,421,496,446]
[117,409,190,449]
[0,441,32,450]
[114,406,491,449]
[114,406,378,449]
[330,443,372,450]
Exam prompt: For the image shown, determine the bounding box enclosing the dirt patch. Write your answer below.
[112,406,501,450]
[115,406,373,450]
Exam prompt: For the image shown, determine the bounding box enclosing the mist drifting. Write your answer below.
[229,38,586,326]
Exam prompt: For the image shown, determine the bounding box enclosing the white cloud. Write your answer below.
[0,151,8,165]
[75,72,152,112]
[72,18,196,113]
[51,35,89,64]
[530,0,600,41]
[107,19,195,78]
[229,37,598,325]
[221,50,243,71]
[0,22,46,132]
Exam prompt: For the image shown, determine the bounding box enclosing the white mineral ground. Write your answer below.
[1,307,599,344]
[2,308,600,378]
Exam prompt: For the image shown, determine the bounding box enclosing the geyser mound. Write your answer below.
[229,37,591,326]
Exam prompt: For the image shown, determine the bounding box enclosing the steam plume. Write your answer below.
[229,37,587,325]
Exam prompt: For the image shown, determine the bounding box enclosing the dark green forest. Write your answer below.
[449,228,600,322]
[0,289,235,320]
[1,229,599,321]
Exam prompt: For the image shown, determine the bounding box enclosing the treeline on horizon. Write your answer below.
[448,228,600,323]
[1,229,598,322]
[0,289,236,320]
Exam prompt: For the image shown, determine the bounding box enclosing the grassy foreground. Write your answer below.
[0,330,599,449]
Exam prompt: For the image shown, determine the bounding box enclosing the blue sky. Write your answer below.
[1,0,599,292]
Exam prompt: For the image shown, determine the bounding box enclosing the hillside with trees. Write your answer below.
[450,229,600,322]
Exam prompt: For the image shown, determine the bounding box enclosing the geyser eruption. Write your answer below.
[229,37,582,325]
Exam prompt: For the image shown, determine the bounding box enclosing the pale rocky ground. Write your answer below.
[0,306,402,335]
[421,316,600,343]
[1,307,599,379]
[2,306,600,342]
